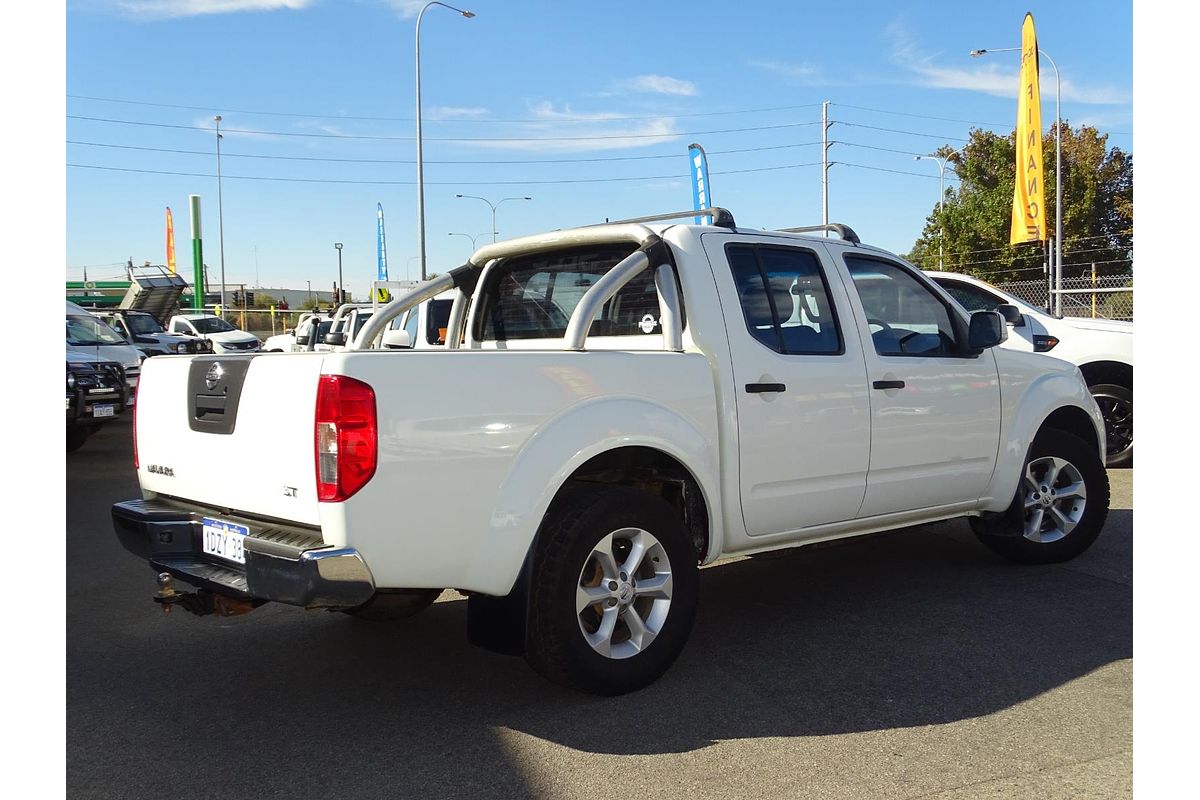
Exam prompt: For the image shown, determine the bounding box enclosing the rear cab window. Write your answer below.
[472,244,682,345]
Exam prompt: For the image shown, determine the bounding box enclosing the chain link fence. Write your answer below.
[995,274,1133,321]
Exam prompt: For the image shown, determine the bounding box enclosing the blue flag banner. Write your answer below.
[687,143,711,224]
[377,203,389,281]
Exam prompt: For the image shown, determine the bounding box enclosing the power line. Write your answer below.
[67,160,822,186]
[66,139,823,166]
[837,121,970,143]
[838,162,950,180]
[67,115,823,143]
[834,103,1011,129]
[66,94,824,123]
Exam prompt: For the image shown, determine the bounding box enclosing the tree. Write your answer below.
[905,124,1132,283]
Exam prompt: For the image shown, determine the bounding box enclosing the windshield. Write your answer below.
[125,314,165,335]
[351,312,374,339]
[191,316,237,334]
[67,314,128,346]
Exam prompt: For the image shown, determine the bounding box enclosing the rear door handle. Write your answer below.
[872,380,905,390]
[746,383,786,394]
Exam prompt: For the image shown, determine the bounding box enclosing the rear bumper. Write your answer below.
[111,498,375,608]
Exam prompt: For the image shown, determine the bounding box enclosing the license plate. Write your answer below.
[93,405,115,418]
[202,517,248,564]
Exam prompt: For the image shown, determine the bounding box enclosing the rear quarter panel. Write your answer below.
[325,349,720,595]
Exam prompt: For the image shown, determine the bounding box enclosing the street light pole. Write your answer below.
[415,2,475,283]
[448,231,496,255]
[214,115,227,311]
[971,46,1063,315]
[914,148,962,270]
[334,242,344,305]
[455,195,531,243]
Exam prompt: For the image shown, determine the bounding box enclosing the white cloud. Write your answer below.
[460,102,680,153]
[379,1,427,18]
[749,59,830,86]
[607,75,698,97]
[885,19,1130,105]
[428,106,490,119]
[117,0,311,17]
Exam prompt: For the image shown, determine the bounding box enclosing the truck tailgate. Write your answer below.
[134,353,327,526]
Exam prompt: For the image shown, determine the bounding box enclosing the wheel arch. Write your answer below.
[463,397,722,597]
[1078,360,1132,390]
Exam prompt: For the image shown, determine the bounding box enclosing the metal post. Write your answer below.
[335,242,344,305]
[188,195,204,311]
[1051,58,1063,317]
[1092,263,1097,319]
[215,116,226,310]
[415,2,475,282]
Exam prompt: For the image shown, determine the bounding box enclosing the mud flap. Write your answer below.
[466,552,531,656]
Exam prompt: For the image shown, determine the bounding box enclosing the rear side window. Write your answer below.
[725,244,842,355]
[476,244,676,341]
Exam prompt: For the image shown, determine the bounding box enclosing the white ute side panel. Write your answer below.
[322,348,720,596]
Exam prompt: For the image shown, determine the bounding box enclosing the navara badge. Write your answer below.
[205,362,224,390]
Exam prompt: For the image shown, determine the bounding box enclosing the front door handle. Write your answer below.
[872,380,905,390]
[746,383,786,394]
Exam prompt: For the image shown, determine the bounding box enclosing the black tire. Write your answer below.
[342,588,442,621]
[66,427,90,453]
[1089,383,1133,468]
[525,483,698,696]
[972,428,1110,564]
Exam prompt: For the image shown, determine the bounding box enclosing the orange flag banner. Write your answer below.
[166,206,177,273]
[1010,12,1046,245]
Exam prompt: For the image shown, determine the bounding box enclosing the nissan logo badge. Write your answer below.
[205,362,224,391]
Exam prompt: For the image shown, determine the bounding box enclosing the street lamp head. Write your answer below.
[522,196,531,200]
[969,49,986,57]
[214,115,222,122]
[461,10,475,18]
[334,242,343,250]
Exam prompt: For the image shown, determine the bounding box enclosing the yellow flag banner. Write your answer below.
[166,206,177,274]
[1010,13,1045,244]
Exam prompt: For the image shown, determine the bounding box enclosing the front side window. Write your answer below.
[476,244,675,341]
[725,244,842,355]
[846,257,958,356]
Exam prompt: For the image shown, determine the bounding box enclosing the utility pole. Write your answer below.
[215,115,227,309]
[821,101,832,235]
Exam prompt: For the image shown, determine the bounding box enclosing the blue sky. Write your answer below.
[65,0,1132,297]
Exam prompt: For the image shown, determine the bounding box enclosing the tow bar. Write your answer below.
[153,573,260,617]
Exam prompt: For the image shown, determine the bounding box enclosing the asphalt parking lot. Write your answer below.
[67,418,1131,800]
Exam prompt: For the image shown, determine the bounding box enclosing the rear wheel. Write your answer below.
[1089,383,1132,468]
[525,484,698,695]
[972,428,1109,564]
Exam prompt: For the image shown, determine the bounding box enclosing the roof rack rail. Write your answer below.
[778,223,861,245]
[601,207,736,229]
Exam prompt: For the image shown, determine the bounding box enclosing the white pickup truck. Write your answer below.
[113,209,1110,695]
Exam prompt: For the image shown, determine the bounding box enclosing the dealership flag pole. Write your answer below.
[189,194,204,310]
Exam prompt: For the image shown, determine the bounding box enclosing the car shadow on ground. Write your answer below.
[69,515,1130,798]
[67,427,1131,798]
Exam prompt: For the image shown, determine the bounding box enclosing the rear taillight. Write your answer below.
[314,375,377,502]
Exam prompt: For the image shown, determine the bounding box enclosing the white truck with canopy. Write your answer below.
[112,208,1109,695]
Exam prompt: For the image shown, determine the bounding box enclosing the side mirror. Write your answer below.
[996,303,1024,327]
[324,331,347,347]
[968,310,1008,351]
[381,330,413,349]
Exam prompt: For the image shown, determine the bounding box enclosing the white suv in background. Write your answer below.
[927,271,1133,467]
[167,313,262,354]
